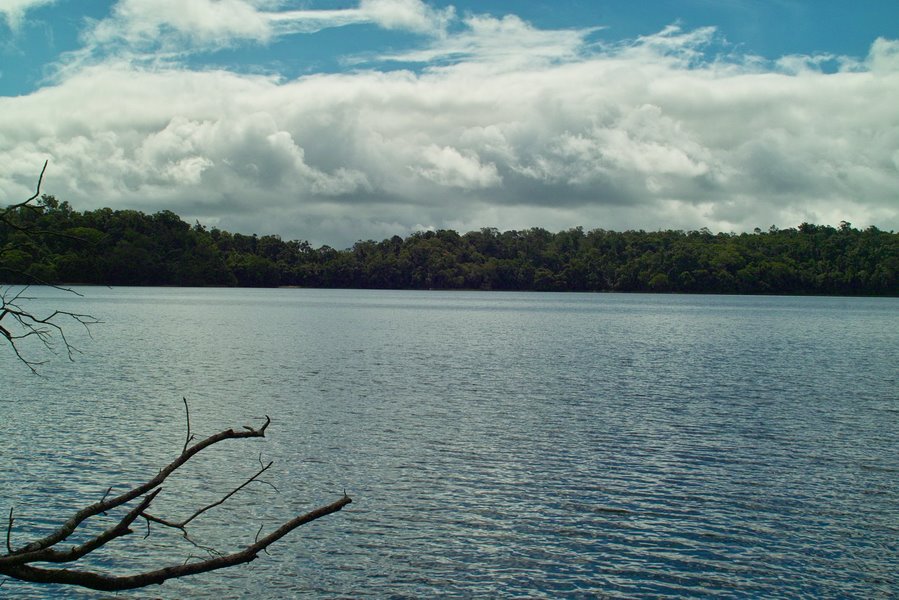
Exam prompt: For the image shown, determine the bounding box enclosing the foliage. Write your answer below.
[1,199,896,296]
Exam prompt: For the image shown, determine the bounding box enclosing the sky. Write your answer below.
[1,1,898,248]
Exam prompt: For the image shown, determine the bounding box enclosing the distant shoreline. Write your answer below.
[2,201,896,296]
[6,283,895,299]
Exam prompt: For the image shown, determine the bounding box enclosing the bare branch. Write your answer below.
[0,415,273,563]
[0,161,49,238]
[0,409,349,593]
[2,160,48,214]
[2,166,352,591]
[1,163,100,370]
[0,495,351,592]
[0,286,101,369]
[182,396,193,454]
[143,460,275,532]
[2,490,162,567]
[5,509,12,554]
[100,487,113,510]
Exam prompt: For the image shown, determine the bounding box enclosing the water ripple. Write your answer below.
[1,289,897,598]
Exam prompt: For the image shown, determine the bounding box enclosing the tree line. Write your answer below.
[1,195,896,295]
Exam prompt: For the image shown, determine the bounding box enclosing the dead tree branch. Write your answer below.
[143,460,275,533]
[1,160,47,218]
[0,161,85,245]
[0,160,66,247]
[2,164,350,592]
[1,163,100,371]
[0,288,100,372]
[0,412,351,591]
[5,509,13,554]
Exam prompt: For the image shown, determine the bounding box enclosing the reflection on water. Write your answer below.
[1,288,897,598]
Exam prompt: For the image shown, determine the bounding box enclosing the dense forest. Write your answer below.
[1,195,896,295]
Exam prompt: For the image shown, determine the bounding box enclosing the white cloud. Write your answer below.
[268,0,452,38]
[87,0,272,49]
[359,0,453,33]
[415,145,501,189]
[0,0,56,30]
[378,13,595,68]
[867,37,899,73]
[1,12,898,247]
[76,0,452,61]
[626,24,718,66]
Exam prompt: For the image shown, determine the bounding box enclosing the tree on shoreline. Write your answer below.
[3,176,895,295]
[0,165,351,592]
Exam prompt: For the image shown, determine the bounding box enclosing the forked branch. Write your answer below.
[0,411,351,592]
[1,160,47,219]
[2,165,350,592]
[0,288,100,372]
[1,162,100,372]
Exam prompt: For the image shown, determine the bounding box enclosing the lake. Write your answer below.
[1,288,897,598]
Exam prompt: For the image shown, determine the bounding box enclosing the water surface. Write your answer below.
[1,289,897,598]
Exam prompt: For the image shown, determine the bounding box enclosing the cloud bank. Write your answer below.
[1,2,897,247]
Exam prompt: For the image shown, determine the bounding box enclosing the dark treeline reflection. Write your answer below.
[2,195,896,295]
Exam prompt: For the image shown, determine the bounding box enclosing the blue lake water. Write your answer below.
[1,288,897,598]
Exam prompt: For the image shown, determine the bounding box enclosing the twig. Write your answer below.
[255,454,279,493]
[100,487,113,515]
[2,160,48,211]
[0,160,48,234]
[1,285,100,370]
[182,397,193,454]
[142,460,274,530]
[255,524,271,556]
[6,508,13,553]
[1,162,101,370]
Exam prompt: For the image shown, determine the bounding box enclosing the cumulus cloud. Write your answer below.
[1,5,898,247]
[415,145,501,189]
[867,37,899,73]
